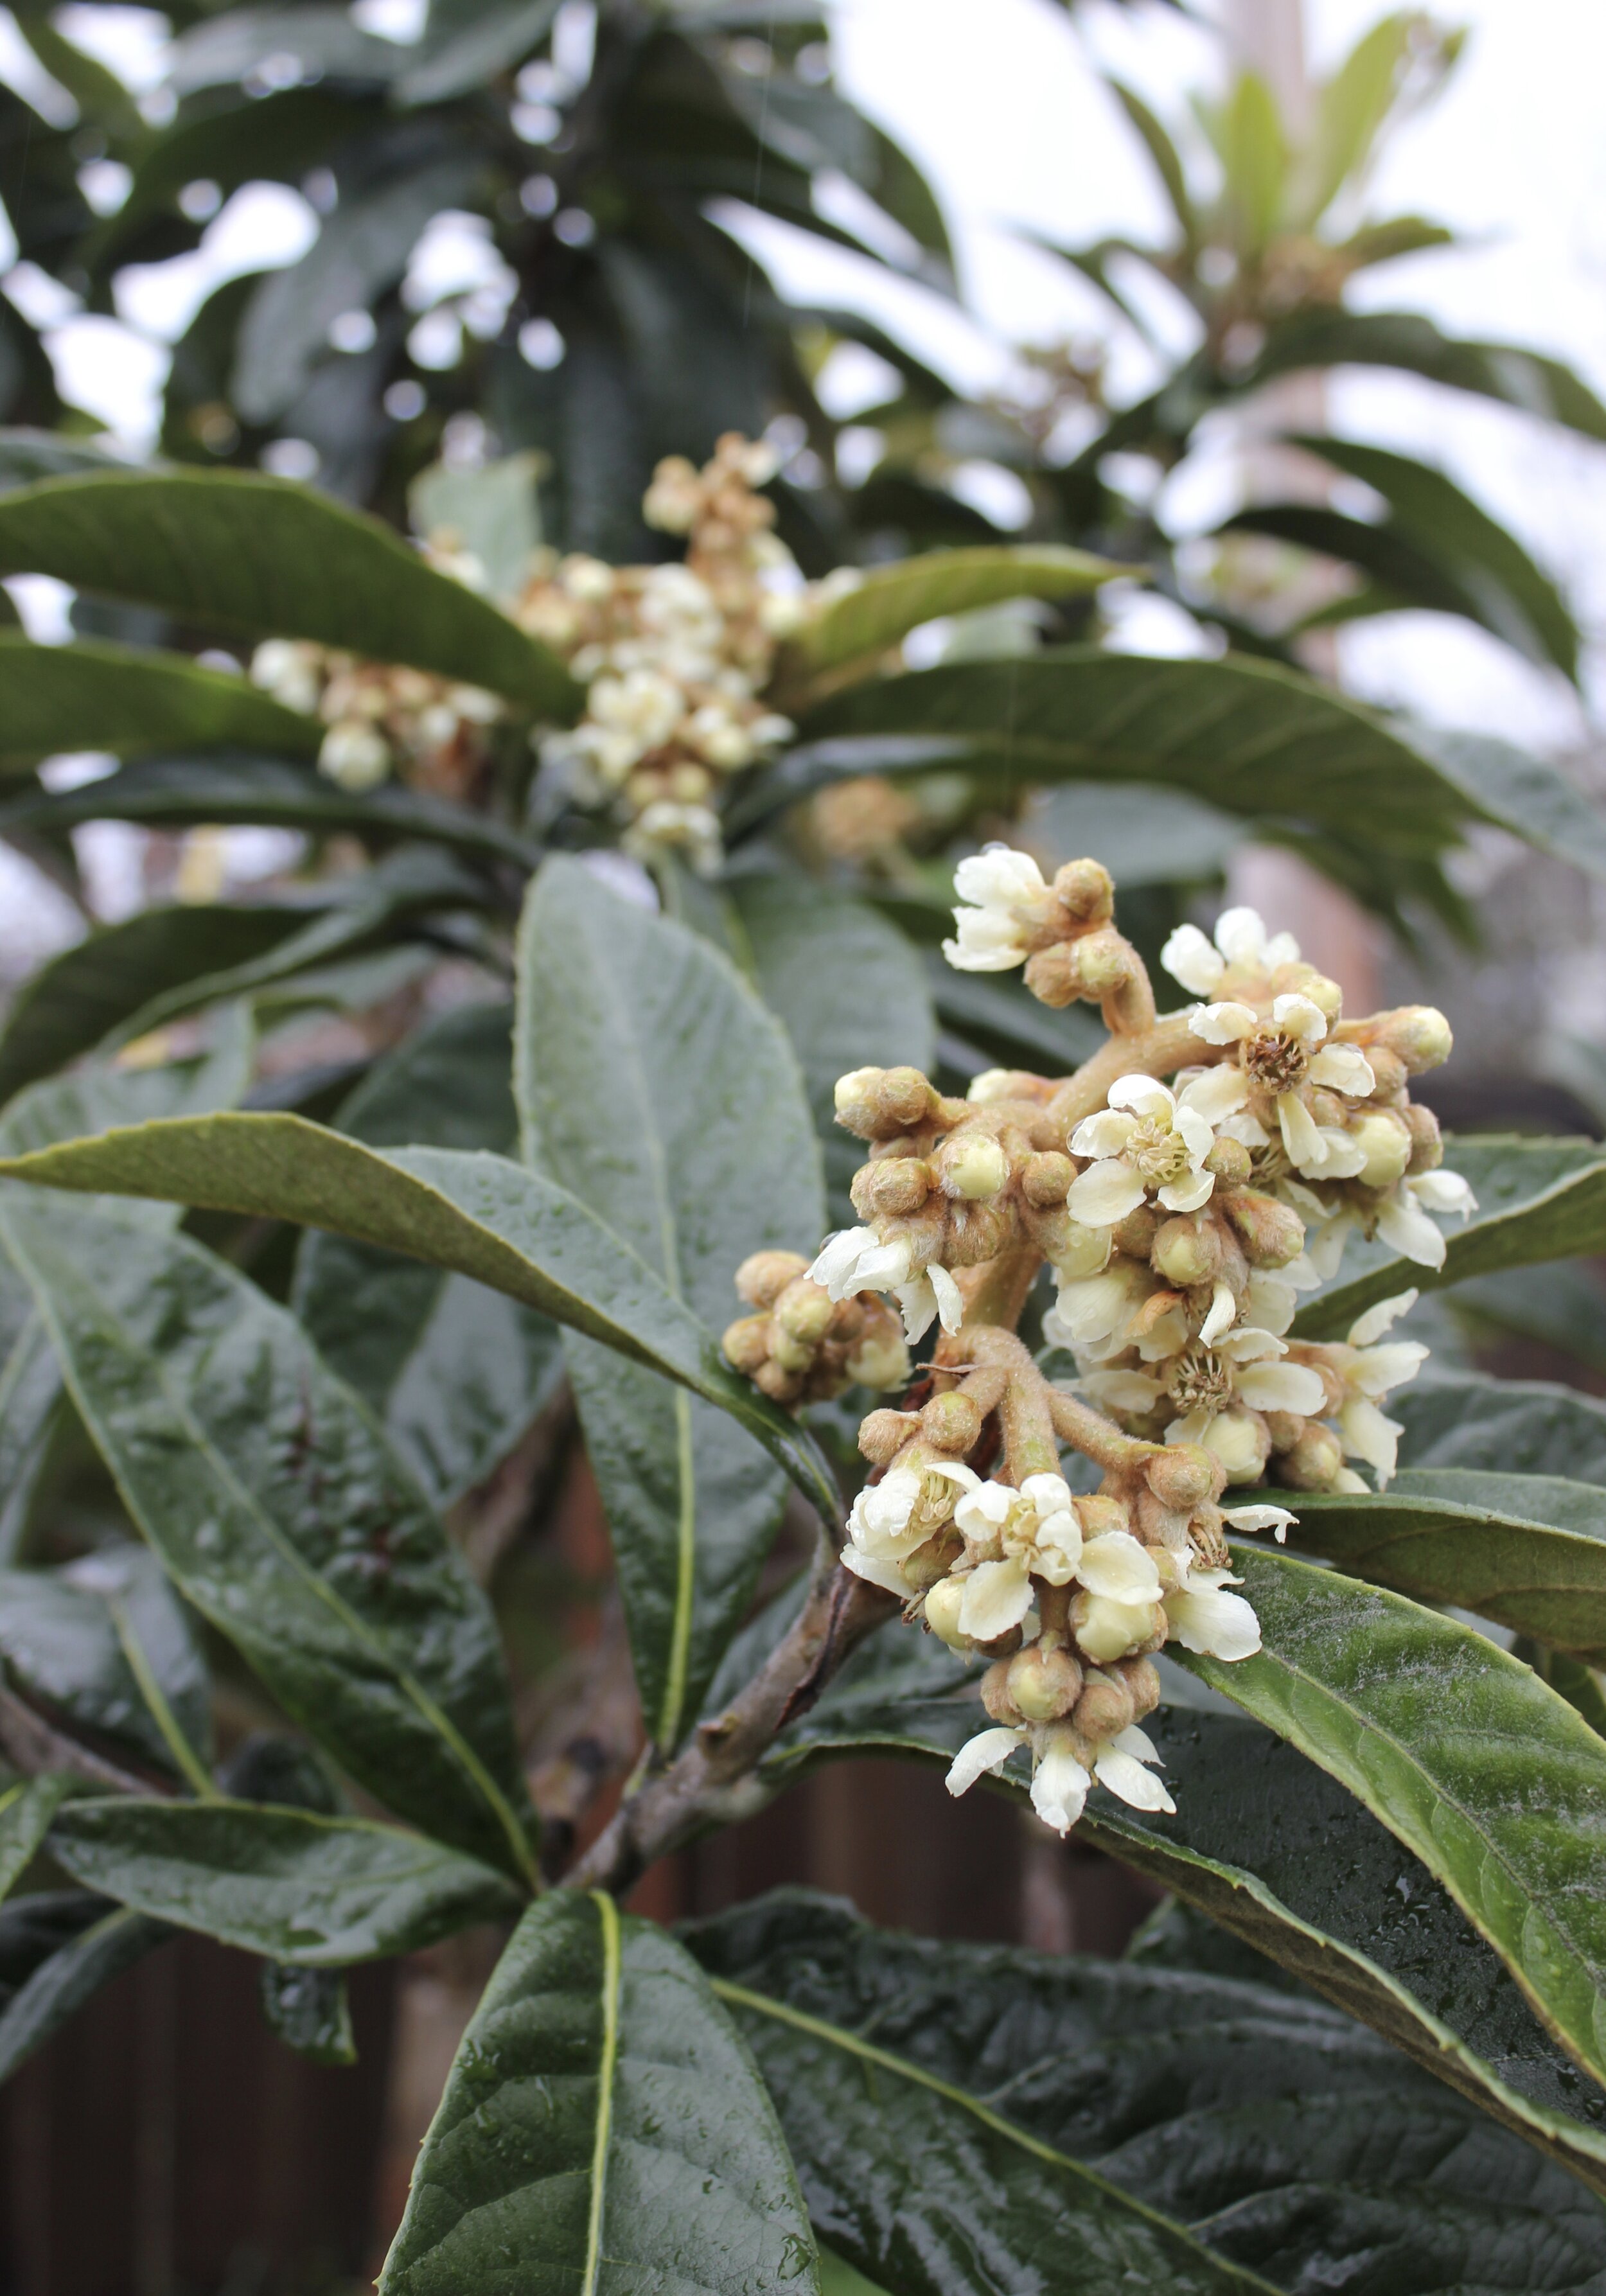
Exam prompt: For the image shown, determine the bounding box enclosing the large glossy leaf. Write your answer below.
[0,1244,62,1566]
[1397,1370,1606,1485]
[1294,1136,1606,1336]
[689,1892,1606,2296]
[0,1197,539,1884]
[0,1548,211,1783]
[168,4,407,93]
[1406,721,1606,886]
[48,1800,522,1963]
[1181,1547,1606,2092]
[728,874,934,1223]
[0,1894,170,2085]
[1292,1470,1606,1657]
[294,1003,564,1509]
[0,1777,70,1901]
[0,635,317,768]
[516,858,826,1747]
[1249,312,1606,440]
[0,474,578,713]
[741,1609,1606,2193]
[378,1889,818,2295]
[0,1113,838,1516]
[0,755,543,870]
[784,544,1123,676]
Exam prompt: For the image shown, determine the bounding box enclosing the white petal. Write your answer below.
[1077,1531,1161,1602]
[1068,1159,1149,1226]
[954,1481,1013,1541]
[808,1227,876,1299]
[1219,1325,1285,1362]
[1375,1188,1447,1269]
[1199,1282,1238,1347]
[1308,1043,1375,1095]
[1188,1000,1257,1046]
[1346,1289,1420,1348]
[1158,1170,1215,1214]
[1070,1109,1137,1160]
[942,935,1026,973]
[1314,1127,1368,1179]
[958,1555,1034,1640]
[946,1726,1025,1798]
[1165,1584,1262,1660]
[955,844,1044,908]
[1222,1502,1297,1541]
[1108,1073,1176,1118]
[1161,924,1226,996]
[1271,993,1328,1043]
[894,1276,938,1343]
[1264,930,1301,967]
[1020,1472,1075,1515]
[1244,1273,1296,1334]
[1030,1738,1091,1834]
[1081,1369,1164,1413]
[1277,1091,1327,1174]
[1218,1110,1271,1149]
[1093,1746,1176,1814]
[840,1546,912,1594]
[1134,1306,1188,1361]
[856,1235,917,1290]
[1173,1106,1216,1163]
[1213,907,1270,966]
[931,1461,983,1493]
[1237,1359,1327,1415]
[1410,1169,1477,1219]
[1179,1065,1249,1121]
[929,1263,965,1336]
[1348,1340,1428,1399]
[1110,1724,1162,1765]
[1341,1397,1402,1485]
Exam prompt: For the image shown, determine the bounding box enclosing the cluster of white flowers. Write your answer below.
[251,640,504,797]
[522,436,806,871]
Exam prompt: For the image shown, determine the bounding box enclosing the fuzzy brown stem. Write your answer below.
[1046,1013,1225,1135]
[1046,1386,1159,1473]
[0,1684,166,1798]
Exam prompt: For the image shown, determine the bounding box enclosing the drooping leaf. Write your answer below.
[0,1547,212,1784]
[0,1114,837,1513]
[1249,311,1606,441]
[1106,78,1197,243]
[689,1891,1606,2296]
[259,1959,356,2064]
[48,1800,522,1963]
[1290,1471,1606,1657]
[0,1896,170,2085]
[742,1611,1606,2194]
[0,1776,71,1901]
[1406,721,1606,885]
[782,545,1124,678]
[0,1197,539,1884]
[378,1889,819,2295]
[1180,1547,1606,2093]
[728,874,934,1223]
[0,474,578,714]
[0,633,319,768]
[1294,1135,1606,1336]
[1396,1370,1606,1485]
[516,858,826,1746]
[294,1003,565,1509]
[1295,13,1416,225]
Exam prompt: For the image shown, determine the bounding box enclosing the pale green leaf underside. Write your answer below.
[790,545,1125,673]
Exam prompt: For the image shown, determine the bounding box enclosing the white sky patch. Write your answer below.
[45,317,170,446]
[116,180,319,342]
[54,6,169,91]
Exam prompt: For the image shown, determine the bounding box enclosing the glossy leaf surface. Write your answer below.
[379,1889,818,2295]
[786,544,1123,675]
[0,1777,69,1901]
[0,634,317,768]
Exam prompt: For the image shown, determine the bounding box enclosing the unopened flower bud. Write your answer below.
[936,1133,1009,1201]
[773,1278,834,1346]
[852,1156,931,1219]
[1075,1494,1132,1538]
[980,1657,1021,1726]
[1217,1188,1305,1268]
[1021,1151,1075,1207]
[1110,1205,1161,1260]
[1349,1109,1411,1189]
[858,1409,920,1465]
[754,1360,801,1402]
[1197,1406,1271,1485]
[921,1390,984,1454]
[1153,1214,1224,1289]
[1204,1136,1251,1183]
[1052,858,1115,924]
[846,1327,913,1390]
[1007,1643,1084,1722]
[1300,972,1343,1023]
[1405,1102,1443,1174]
[902,1534,960,1593]
[834,1065,937,1140]
[1372,1005,1453,1075]
[923,1575,970,1650]
[722,1314,772,1375]
[1273,1420,1346,1490]
[319,719,391,791]
[1070,1590,1165,1665]
[1023,944,1080,1008]
[1115,1654,1161,1721]
[1145,1444,1222,1511]
[1364,1047,1409,1100]
[1072,1666,1136,1742]
[736,1250,811,1309]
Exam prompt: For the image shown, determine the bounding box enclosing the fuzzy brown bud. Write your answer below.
[1076,1494,1133,1538]
[1145,1444,1222,1511]
[735,1250,810,1309]
[1364,1047,1409,1100]
[772,1279,834,1346]
[722,1314,772,1375]
[852,1156,931,1219]
[1217,1187,1305,1268]
[1405,1102,1443,1174]
[1204,1136,1251,1182]
[1152,1214,1224,1289]
[1072,1666,1136,1742]
[1051,857,1115,924]
[1109,1204,1161,1260]
[1021,944,1080,1008]
[1115,1654,1161,1722]
[1273,1420,1346,1490]
[1370,1005,1453,1075]
[858,1408,920,1465]
[1021,1150,1075,1207]
[980,1657,1021,1726]
[834,1064,937,1140]
[1007,1643,1084,1722]
[921,1390,984,1455]
[934,1132,1009,1201]
[754,1359,801,1402]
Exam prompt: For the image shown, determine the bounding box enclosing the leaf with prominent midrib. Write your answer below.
[48,1800,522,1963]
[687,1891,1606,2296]
[0,634,317,768]
[740,1611,1606,2194]
[378,1890,819,2295]
[1294,1135,1606,1335]
[516,859,826,1747]
[0,1895,170,2084]
[1289,1469,1606,1657]
[294,1003,563,1510]
[1397,1370,1606,1485]
[0,1778,70,1902]
[783,544,1124,676]
[0,1114,838,1517]
[1179,1547,1606,2094]
[0,474,578,713]
[0,1197,538,1884]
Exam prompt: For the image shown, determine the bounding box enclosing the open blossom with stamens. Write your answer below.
[1067,1070,1247,1224]
[1086,1327,1326,1463]
[808,1226,964,1342]
[942,846,1052,971]
[840,1460,979,1594]
[946,1718,1174,1833]
[949,1474,1083,1639]
[1321,1290,1430,1488]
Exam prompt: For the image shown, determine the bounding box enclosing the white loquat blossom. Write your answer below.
[1375,1169,1478,1269]
[808,1226,964,1343]
[1068,1069,1248,1224]
[1161,906,1302,996]
[1323,1289,1430,1488]
[840,1460,978,1594]
[944,1717,1175,1834]
[1162,1560,1262,1661]
[942,845,1051,971]
[950,1474,1083,1639]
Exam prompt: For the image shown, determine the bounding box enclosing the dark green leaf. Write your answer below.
[1107,79,1197,243]
[1251,312,1606,441]
[1406,721,1606,884]
[0,634,318,769]
[48,1799,521,1962]
[0,1776,70,1900]
[1291,1470,1606,1657]
[294,1003,564,1509]
[689,1891,1606,2296]
[785,545,1123,676]
[0,1898,170,2085]
[0,1113,838,1517]
[0,475,578,714]
[0,429,136,491]
[516,858,825,1745]
[1030,782,1247,886]
[1397,1370,1606,1485]
[378,1889,818,2295]
[398,0,560,105]
[0,1198,539,1883]
[169,5,406,93]
[260,1958,356,2063]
